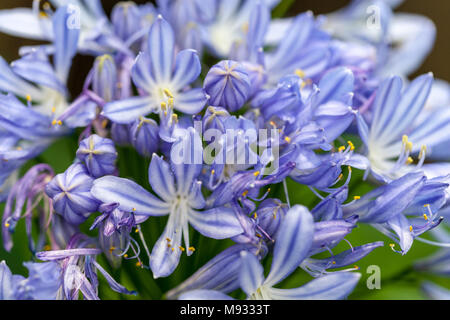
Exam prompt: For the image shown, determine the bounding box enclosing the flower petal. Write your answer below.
[147,15,175,83]
[188,207,243,239]
[264,205,314,287]
[239,251,264,297]
[266,272,361,300]
[171,49,201,91]
[102,96,154,124]
[91,176,170,216]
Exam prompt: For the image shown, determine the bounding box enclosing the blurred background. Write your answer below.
[0,0,448,300]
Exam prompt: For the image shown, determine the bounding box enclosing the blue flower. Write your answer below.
[179,205,361,300]
[357,73,450,182]
[91,128,244,278]
[102,15,207,124]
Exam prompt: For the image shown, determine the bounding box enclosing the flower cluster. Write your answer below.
[0,0,449,300]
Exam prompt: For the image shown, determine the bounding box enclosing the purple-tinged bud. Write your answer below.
[92,55,118,102]
[111,2,142,42]
[204,60,251,112]
[129,117,159,157]
[76,134,117,178]
[45,163,100,225]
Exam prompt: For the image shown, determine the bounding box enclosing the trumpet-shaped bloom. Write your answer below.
[91,128,243,278]
[358,73,450,182]
[102,16,207,124]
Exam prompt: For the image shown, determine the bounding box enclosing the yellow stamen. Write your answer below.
[163,88,173,98]
[242,190,249,197]
[253,212,258,219]
[405,157,413,165]
[353,196,360,200]
[166,238,171,242]
[284,136,291,143]
[179,246,185,252]
[211,169,215,175]
[253,171,260,177]
[338,173,344,180]
[109,246,116,254]
[402,135,408,145]
[409,225,413,232]
[26,94,32,102]
[406,141,413,152]
[51,106,56,113]
[136,261,142,267]
[188,247,195,252]
[124,254,128,258]
[423,214,428,221]
[44,245,51,251]
[295,69,306,79]
[338,146,345,152]
[347,141,355,151]
[418,145,427,159]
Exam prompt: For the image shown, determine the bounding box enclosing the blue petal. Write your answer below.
[378,73,433,144]
[0,56,42,100]
[102,96,154,124]
[264,205,314,287]
[314,101,355,143]
[239,251,264,297]
[11,49,66,94]
[0,261,15,300]
[266,272,361,300]
[170,127,203,195]
[52,5,80,83]
[148,154,176,202]
[362,172,425,223]
[150,212,184,278]
[370,75,403,141]
[385,214,414,254]
[314,67,354,107]
[171,49,201,91]
[91,176,170,216]
[131,51,156,93]
[188,207,244,239]
[147,15,175,83]
[176,88,208,114]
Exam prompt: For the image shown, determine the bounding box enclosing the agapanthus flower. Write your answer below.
[91,128,243,278]
[180,205,361,300]
[102,15,207,123]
